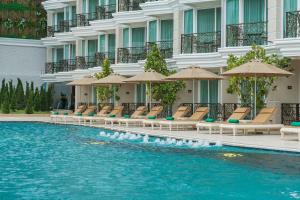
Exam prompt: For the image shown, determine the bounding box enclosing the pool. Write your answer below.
[0,122,300,200]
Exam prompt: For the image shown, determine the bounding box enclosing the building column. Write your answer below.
[76,39,82,56]
[173,7,183,56]
[47,48,53,62]
[115,25,122,63]
[268,0,282,41]
[221,0,226,47]
[77,0,82,14]
[47,11,54,26]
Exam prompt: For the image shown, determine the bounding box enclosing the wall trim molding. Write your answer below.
[0,38,45,48]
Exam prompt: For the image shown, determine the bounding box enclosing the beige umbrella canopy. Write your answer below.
[124,70,168,107]
[124,70,167,83]
[92,73,128,105]
[93,73,127,85]
[67,76,97,106]
[222,60,293,77]
[167,66,223,112]
[167,66,223,80]
[67,76,97,86]
[222,59,293,115]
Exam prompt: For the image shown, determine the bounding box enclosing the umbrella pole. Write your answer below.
[145,83,148,109]
[150,82,152,109]
[113,85,116,106]
[208,80,210,118]
[192,80,195,112]
[254,76,257,116]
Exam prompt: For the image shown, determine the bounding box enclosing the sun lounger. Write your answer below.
[117,106,163,127]
[51,105,87,123]
[88,106,124,125]
[280,127,300,141]
[73,105,97,124]
[143,106,191,129]
[196,107,250,134]
[82,105,112,124]
[219,107,283,136]
[104,106,147,126]
[158,107,209,131]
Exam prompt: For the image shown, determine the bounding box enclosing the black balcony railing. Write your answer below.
[118,0,146,12]
[146,40,173,58]
[117,47,146,63]
[77,12,97,26]
[44,59,77,74]
[44,60,66,74]
[96,4,116,20]
[76,56,97,69]
[65,59,77,71]
[47,20,77,37]
[181,32,221,54]
[281,103,300,125]
[95,52,116,66]
[285,11,300,38]
[226,21,268,47]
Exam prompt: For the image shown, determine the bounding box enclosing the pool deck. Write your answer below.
[1,116,300,153]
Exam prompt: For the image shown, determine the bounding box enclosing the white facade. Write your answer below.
[41,0,300,108]
[0,38,46,86]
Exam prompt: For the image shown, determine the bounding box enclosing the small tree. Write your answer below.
[10,89,16,112]
[0,78,5,106]
[1,89,10,114]
[144,44,185,108]
[46,85,53,111]
[25,81,30,103]
[34,87,41,111]
[40,86,47,111]
[226,45,291,111]
[15,78,25,109]
[25,91,34,114]
[94,58,115,103]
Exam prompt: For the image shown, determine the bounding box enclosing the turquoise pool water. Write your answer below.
[0,122,300,200]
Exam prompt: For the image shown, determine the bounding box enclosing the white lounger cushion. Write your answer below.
[280,127,300,141]
[159,121,198,131]
[220,124,284,136]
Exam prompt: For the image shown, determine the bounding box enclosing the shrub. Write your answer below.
[25,91,34,114]
[1,90,10,114]
[15,78,25,109]
[34,87,40,111]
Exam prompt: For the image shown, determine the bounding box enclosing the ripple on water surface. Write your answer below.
[0,122,300,200]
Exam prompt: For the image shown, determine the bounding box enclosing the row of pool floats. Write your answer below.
[98,131,222,148]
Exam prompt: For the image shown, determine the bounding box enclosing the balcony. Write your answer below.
[96,4,116,20]
[76,13,97,26]
[75,56,97,69]
[117,47,146,63]
[146,41,173,58]
[226,21,268,47]
[118,0,146,12]
[285,11,300,38]
[47,20,77,37]
[44,59,76,74]
[95,52,116,65]
[181,32,221,54]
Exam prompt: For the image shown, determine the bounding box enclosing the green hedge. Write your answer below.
[0,3,30,11]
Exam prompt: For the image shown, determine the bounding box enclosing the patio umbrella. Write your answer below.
[67,76,98,86]
[92,73,127,104]
[222,59,293,115]
[124,70,167,108]
[167,66,223,112]
[67,76,97,105]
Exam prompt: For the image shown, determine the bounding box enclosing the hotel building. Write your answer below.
[41,0,300,124]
